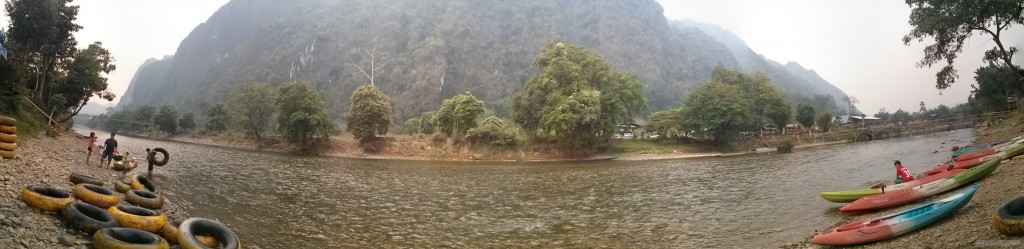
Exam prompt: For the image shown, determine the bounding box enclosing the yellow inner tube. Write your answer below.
[0,125,15,134]
[114,181,131,193]
[131,175,158,193]
[0,142,15,151]
[21,186,74,212]
[0,149,14,159]
[162,221,182,245]
[0,115,14,126]
[108,206,167,233]
[73,184,121,208]
[0,133,15,143]
[92,227,171,249]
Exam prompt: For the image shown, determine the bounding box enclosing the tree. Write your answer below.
[846,96,859,115]
[5,0,83,99]
[512,42,646,149]
[465,116,524,147]
[205,103,230,132]
[178,112,196,132]
[904,0,1024,91]
[419,111,436,134]
[875,108,892,123]
[54,41,116,124]
[155,105,179,134]
[645,108,683,139]
[817,112,834,132]
[276,82,335,145]
[919,101,927,113]
[352,39,386,86]
[708,66,791,135]
[134,105,155,131]
[796,103,816,132]
[432,92,485,137]
[227,82,277,141]
[403,117,422,134]
[892,109,913,124]
[679,82,752,145]
[971,64,1019,112]
[345,84,392,142]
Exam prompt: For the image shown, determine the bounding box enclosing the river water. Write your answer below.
[74,127,975,248]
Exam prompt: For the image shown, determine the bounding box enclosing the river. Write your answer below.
[73,127,975,248]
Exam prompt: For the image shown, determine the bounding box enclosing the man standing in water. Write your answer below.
[100,133,118,167]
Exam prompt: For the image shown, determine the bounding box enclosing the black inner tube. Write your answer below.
[183,218,239,248]
[152,148,169,166]
[71,202,114,222]
[117,205,158,216]
[136,176,158,193]
[103,228,160,244]
[1005,197,1024,216]
[83,184,115,195]
[31,186,70,198]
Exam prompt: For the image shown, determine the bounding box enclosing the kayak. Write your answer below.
[820,168,966,203]
[813,184,979,245]
[953,137,1024,162]
[924,153,998,176]
[840,158,999,213]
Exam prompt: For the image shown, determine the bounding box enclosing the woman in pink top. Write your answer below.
[86,132,96,166]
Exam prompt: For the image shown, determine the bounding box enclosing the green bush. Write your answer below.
[776,139,795,153]
[465,117,524,147]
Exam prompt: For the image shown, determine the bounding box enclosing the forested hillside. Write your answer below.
[118,0,851,123]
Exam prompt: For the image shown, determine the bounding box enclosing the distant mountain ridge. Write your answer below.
[119,0,852,122]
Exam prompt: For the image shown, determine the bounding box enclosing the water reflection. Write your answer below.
[74,127,973,248]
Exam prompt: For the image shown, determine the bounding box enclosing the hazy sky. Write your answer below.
[2,0,1021,114]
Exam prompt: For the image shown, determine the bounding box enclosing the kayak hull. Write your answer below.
[840,158,1000,213]
[819,169,964,203]
[813,184,979,245]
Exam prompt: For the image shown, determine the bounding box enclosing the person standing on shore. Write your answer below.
[894,160,915,184]
[100,133,118,167]
[145,148,155,173]
[85,132,96,166]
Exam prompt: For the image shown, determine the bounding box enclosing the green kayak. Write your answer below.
[821,188,880,203]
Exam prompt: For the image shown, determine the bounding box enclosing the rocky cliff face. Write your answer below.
[120,0,852,121]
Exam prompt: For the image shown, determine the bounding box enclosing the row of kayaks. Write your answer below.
[811,136,1024,246]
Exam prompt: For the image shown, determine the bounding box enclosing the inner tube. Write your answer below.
[0,133,15,143]
[70,172,105,186]
[20,185,74,212]
[112,161,129,171]
[114,180,131,193]
[152,148,169,166]
[108,205,167,233]
[131,175,159,193]
[0,115,14,126]
[92,227,170,249]
[0,142,15,151]
[113,154,125,161]
[126,190,165,209]
[994,196,1024,235]
[0,125,15,134]
[72,183,121,208]
[178,218,241,249]
[62,201,119,234]
[162,220,182,245]
[0,149,13,159]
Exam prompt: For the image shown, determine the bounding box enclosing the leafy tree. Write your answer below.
[816,112,834,132]
[796,103,816,132]
[276,82,335,145]
[134,105,155,131]
[679,82,752,145]
[155,105,179,134]
[53,42,116,123]
[178,112,196,132]
[403,117,422,134]
[874,108,892,123]
[345,84,393,142]
[204,103,230,132]
[227,82,276,141]
[5,0,82,99]
[892,109,913,124]
[645,108,683,138]
[904,0,1024,91]
[465,116,524,147]
[919,101,927,113]
[419,111,436,134]
[971,64,1019,112]
[432,92,485,137]
[512,42,645,149]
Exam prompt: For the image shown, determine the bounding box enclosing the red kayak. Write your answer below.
[924,153,998,176]
[954,147,996,162]
[840,169,965,213]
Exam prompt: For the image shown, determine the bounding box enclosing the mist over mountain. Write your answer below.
[119,0,852,122]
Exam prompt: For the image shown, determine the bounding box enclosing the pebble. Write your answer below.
[57,235,73,246]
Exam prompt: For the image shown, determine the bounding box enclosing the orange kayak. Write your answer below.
[924,153,998,176]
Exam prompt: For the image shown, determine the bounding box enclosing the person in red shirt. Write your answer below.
[895,160,915,183]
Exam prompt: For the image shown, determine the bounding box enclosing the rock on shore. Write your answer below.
[783,123,1024,248]
[0,132,188,248]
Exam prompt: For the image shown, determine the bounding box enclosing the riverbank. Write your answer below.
[782,116,1024,248]
[0,131,191,248]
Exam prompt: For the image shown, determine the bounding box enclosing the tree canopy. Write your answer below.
[904,0,1024,91]
[346,84,393,143]
[227,82,277,140]
[155,105,179,134]
[276,82,335,145]
[432,92,485,137]
[179,112,196,132]
[796,103,816,130]
[676,67,791,145]
[204,103,230,132]
[512,42,645,149]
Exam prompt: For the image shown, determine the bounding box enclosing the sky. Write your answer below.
[1,0,1022,114]
[657,0,1023,114]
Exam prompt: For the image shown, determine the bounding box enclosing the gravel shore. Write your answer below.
[0,131,189,248]
[782,123,1024,248]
